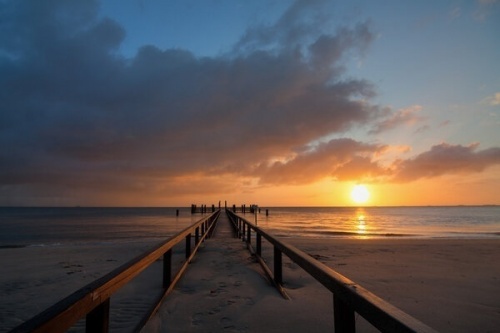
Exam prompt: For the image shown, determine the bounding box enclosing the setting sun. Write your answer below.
[351,185,370,204]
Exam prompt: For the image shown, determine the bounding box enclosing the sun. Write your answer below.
[351,185,370,204]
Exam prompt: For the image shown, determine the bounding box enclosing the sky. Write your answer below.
[0,0,499,207]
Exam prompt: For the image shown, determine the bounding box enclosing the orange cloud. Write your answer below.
[392,143,500,182]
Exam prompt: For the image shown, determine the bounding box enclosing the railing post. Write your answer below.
[238,218,241,238]
[247,225,251,245]
[163,249,172,288]
[333,294,356,333]
[86,298,110,333]
[242,223,246,241]
[274,246,282,285]
[195,227,200,245]
[256,233,262,256]
[185,234,192,259]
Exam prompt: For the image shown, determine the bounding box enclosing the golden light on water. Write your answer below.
[355,209,369,238]
[357,214,366,233]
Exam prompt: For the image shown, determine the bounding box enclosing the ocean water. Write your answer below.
[256,206,500,239]
[0,207,200,248]
[1,206,499,247]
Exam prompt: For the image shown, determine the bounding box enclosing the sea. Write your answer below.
[1,206,499,248]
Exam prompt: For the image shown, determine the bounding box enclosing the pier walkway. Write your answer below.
[143,212,335,332]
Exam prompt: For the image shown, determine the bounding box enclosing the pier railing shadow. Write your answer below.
[10,210,221,333]
[226,209,438,333]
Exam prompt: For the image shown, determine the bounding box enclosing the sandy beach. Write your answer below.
[145,224,500,333]
[287,237,500,332]
[1,226,499,332]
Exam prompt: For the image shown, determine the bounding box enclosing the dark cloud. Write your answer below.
[392,143,500,182]
[369,105,424,134]
[0,0,383,204]
[234,0,329,53]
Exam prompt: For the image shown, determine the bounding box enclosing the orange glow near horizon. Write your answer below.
[73,167,500,207]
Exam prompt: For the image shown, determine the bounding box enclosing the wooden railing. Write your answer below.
[226,210,438,333]
[10,210,221,333]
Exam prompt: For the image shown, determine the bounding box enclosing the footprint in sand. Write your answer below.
[192,312,204,326]
[220,317,235,329]
[208,306,222,315]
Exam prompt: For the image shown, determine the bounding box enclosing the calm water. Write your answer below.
[1,206,499,247]
[256,206,500,239]
[0,207,199,247]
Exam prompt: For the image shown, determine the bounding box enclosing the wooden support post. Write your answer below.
[195,227,200,245]
[333,294,356,333]
[247,225,251,245]
[86,298,110,333]
[256,233,262,256]
[274,246,282,285]
[163,249,172,288]
[185,234,191,259]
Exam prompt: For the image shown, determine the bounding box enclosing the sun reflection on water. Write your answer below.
[355,209,368,238]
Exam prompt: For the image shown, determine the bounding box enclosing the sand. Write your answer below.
[1,215,499,332]
[288,237,500,333]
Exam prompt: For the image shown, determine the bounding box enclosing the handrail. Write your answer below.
[10,210,221,333]
[226,210,438,333]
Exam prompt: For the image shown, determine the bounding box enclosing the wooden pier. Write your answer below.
[9,207,438,333]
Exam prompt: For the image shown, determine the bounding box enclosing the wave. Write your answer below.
[270,229,418,238]
[0,244,27,249]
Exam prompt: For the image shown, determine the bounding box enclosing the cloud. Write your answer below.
[392,143,500,182]
[0,0,383,204]
[234,0,330,53]
[474,0,500,20]
[449,7,462,20]
[256,138,388,184]
[477,0,498,5]
[369,105,424,134]
[482,92,500,106]
[255,140,500,186]
[1,1,499,205]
